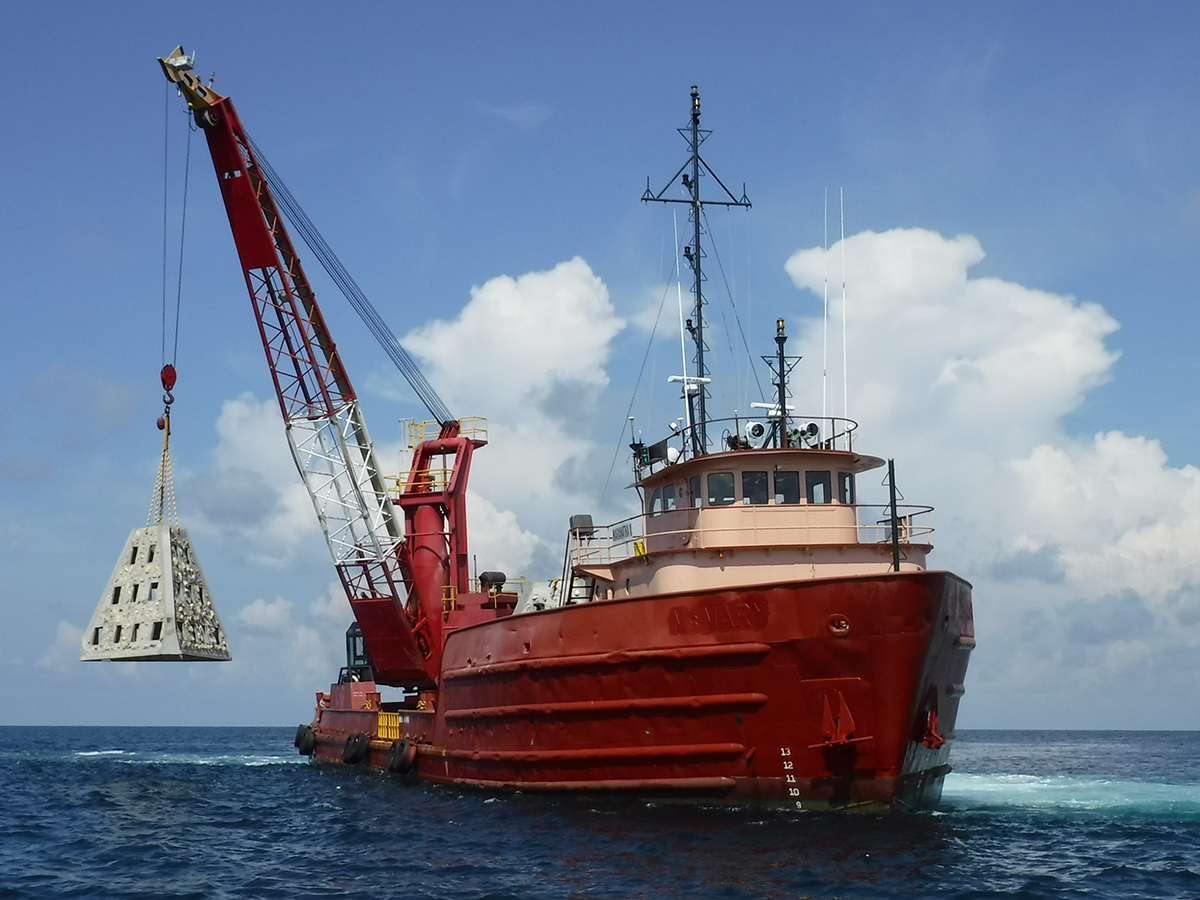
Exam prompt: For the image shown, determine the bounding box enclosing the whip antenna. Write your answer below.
[841,187,848,421]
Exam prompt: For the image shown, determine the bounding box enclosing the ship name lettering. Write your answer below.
[667,598,769,635]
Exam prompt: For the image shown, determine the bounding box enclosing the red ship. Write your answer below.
[160,50,973,811]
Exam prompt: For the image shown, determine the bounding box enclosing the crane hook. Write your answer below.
[157,364,177,430]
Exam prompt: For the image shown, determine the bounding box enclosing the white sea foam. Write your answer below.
[943,772,1200,815]
[117,752,306,767]
[72,750,303,767]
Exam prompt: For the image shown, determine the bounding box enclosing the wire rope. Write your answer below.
[701,207,764,402]
[161,81,170,368]
[247,137,454,425]
[170,122,192,367]
[599,274,674,508]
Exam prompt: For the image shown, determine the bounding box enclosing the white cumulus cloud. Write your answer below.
[786,227,1200,721]
[403,257,626,567]
[39,621,84,671]
[237,597,294,634]
[182,393,322,563]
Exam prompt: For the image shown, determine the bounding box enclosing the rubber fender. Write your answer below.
[387,738,417,774]
[343,732,369,765]
[294,724,316,756]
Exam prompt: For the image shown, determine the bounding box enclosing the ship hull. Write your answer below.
[308,569,973,812]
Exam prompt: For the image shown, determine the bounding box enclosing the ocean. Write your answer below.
[1,728,1197,899]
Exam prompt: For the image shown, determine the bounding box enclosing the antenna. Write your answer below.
[822,188,829,421]
[673,211,694,446]
[643,86,751,456]
[760,319,801,448]
[840,187,848,429]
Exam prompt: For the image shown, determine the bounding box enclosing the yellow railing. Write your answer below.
[401,416,488,450]
[465,575,527,594]
[378,711,401,741]
[395,466,453,494]
[458,416,488,441]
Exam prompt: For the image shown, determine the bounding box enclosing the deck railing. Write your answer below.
[567,504,934,568]
[637,415,859,475]
[400,416,488,450]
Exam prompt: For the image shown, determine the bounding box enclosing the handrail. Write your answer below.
[635,414,860,477]
[394,466,454,495]
[401,416,488,450]
[567,504,934,568]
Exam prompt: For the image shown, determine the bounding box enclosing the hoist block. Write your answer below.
[80,524,231,662]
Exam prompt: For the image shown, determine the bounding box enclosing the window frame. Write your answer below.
[663,484,677,511]
[774,470,801,505]
[838,471,856,504]
[707,471,736,506]
[648,488,663,517]
[806,470,833,504]
[741,470,769,505]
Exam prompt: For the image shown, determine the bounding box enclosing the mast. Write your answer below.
[644,86,750,455]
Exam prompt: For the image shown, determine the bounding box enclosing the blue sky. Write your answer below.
[4,2,1200,727]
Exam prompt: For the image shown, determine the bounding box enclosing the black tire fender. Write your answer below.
[387,738,417,774]
[343,732,369,765]
[294,724,315,756]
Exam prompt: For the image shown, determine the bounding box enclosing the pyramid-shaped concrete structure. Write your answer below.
[81,523,231,662]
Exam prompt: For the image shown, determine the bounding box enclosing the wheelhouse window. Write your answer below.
[742,471,768,505]
[838,472,856,504]
[707,472,736,506]
[806,471,832,504]
[774,471,800,505]
[649,488,663,516]
[689,475,701,508]
[663,484,677,511]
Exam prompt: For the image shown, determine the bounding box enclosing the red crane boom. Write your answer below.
[158,48,484,687]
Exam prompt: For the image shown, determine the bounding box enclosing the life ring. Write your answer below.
[387,738,417,774]
[343,732,369,764]
[294,724,315,756]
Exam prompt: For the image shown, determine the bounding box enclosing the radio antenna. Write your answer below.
[643,86,751,455]
[822,188,829,420]
[840,187,848,423]
[673,211,693,439]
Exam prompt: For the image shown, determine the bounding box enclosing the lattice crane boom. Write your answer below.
[158,47,444,686]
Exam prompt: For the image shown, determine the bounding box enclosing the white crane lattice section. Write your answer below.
[285,399,400,565]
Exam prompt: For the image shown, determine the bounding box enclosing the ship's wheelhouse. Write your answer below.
[642,449,866,515]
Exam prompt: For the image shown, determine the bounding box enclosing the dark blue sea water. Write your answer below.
[1,729,1197,899]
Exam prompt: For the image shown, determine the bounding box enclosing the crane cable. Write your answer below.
[701,207,763,403]
[153,87,192,525]
[246,136,455,426]
[160,83,192,373]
